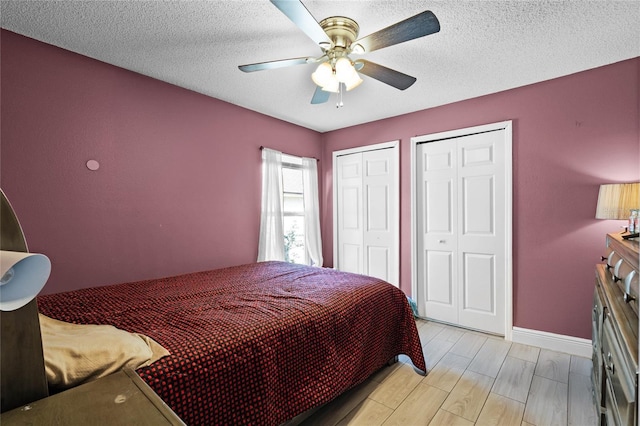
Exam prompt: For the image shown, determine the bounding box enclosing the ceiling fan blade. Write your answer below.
[356,60,417,90]
[310,86,330,104]
[270,0,331,46]
[354,10,440,53]
[239,57,314,72]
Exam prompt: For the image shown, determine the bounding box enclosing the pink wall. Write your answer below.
[320,57,640,339]
[2,29,638,339]
[0,30,322,294]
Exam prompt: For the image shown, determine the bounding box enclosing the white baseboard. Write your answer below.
[511,327,592,358]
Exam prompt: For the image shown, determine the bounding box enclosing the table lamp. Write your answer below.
[595,182,640,238]
[0,250,51,311]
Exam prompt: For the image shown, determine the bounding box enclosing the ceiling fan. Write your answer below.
[239,0,440,105]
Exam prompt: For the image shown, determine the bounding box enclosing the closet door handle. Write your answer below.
[438,239,446,243]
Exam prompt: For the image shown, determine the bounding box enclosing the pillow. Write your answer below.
[39,313,170,390]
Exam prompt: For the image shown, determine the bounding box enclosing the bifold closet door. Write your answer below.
[416,129,506,335]
[335,147,398,286]
[336,152,364,275]
[416,141,458,323]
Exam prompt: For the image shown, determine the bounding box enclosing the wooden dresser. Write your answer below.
[1,368,185,425]
[593,233,639,426]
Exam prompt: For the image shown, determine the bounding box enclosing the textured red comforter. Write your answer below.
[37,261,425,425]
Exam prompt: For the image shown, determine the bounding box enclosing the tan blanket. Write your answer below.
[39,313,169,390]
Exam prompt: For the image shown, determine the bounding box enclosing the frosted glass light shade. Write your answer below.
[321,78,340,93]
[312,59,362,93]
[334,57,353,82]
[311,62,333,88]
[595,182,640,219]
[334,58,362,90]
[0,251,51,311]
[343,72,363,91]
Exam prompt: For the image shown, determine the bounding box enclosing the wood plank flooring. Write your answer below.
[295,319,598,426]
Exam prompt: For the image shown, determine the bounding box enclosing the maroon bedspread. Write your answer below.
[37,261,425,425]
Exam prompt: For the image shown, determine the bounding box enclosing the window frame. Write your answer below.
[281,154,309,265]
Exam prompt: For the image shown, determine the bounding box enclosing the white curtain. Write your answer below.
[257,148,285,262]
[302,157,323,267]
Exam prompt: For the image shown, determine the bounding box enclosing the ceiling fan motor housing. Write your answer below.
[319,16,360,51]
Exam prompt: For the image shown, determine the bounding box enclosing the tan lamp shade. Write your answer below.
[595,182,640,219]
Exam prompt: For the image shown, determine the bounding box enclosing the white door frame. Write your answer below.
[333,141,400,286]
[410,121,513,340]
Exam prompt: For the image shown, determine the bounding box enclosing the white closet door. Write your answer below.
[456,131,505,334]
[415,128,507,335]
[336,152,364,274]
[334,143,399,286]
[362,148,398,285]
[416,141,458,321]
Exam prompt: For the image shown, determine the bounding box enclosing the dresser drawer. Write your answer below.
[606,248,622,273]
[606,234,640,316]
[593,285,605,348]
[604,376,621,426]
[592,285,606,408]
[602,315,636,426]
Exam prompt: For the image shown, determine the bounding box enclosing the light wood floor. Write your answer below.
[297,319,599,426]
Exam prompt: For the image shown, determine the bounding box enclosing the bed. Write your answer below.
[37,261,426,425]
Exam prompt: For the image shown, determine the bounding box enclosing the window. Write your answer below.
[281,154,307,264]
[258,147,322,266]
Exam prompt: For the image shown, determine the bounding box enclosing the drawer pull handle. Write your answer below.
[624,271,637,303]
[613,259,624,278]
[601,256,607,261]
[606,352,615,375]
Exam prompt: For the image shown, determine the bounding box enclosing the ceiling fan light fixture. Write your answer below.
[321,78,340,93]
[334,57,353,81]
[312,61,342,93]
[311,62,333,87]
[344,73,363,91]
[334,57,362,91]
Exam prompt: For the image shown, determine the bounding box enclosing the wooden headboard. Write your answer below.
[0,189,49,412]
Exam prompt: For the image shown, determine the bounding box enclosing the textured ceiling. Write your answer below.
[1,1,639,132]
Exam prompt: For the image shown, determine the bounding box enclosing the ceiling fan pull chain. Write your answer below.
[337,83,344,108]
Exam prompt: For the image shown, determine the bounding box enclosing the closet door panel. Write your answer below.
[336,153,364,275]
[416,142,458,320]
[462,252,495,313]
[457,130,505,335]
[334,144,399,287]
[362,148,397,285]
